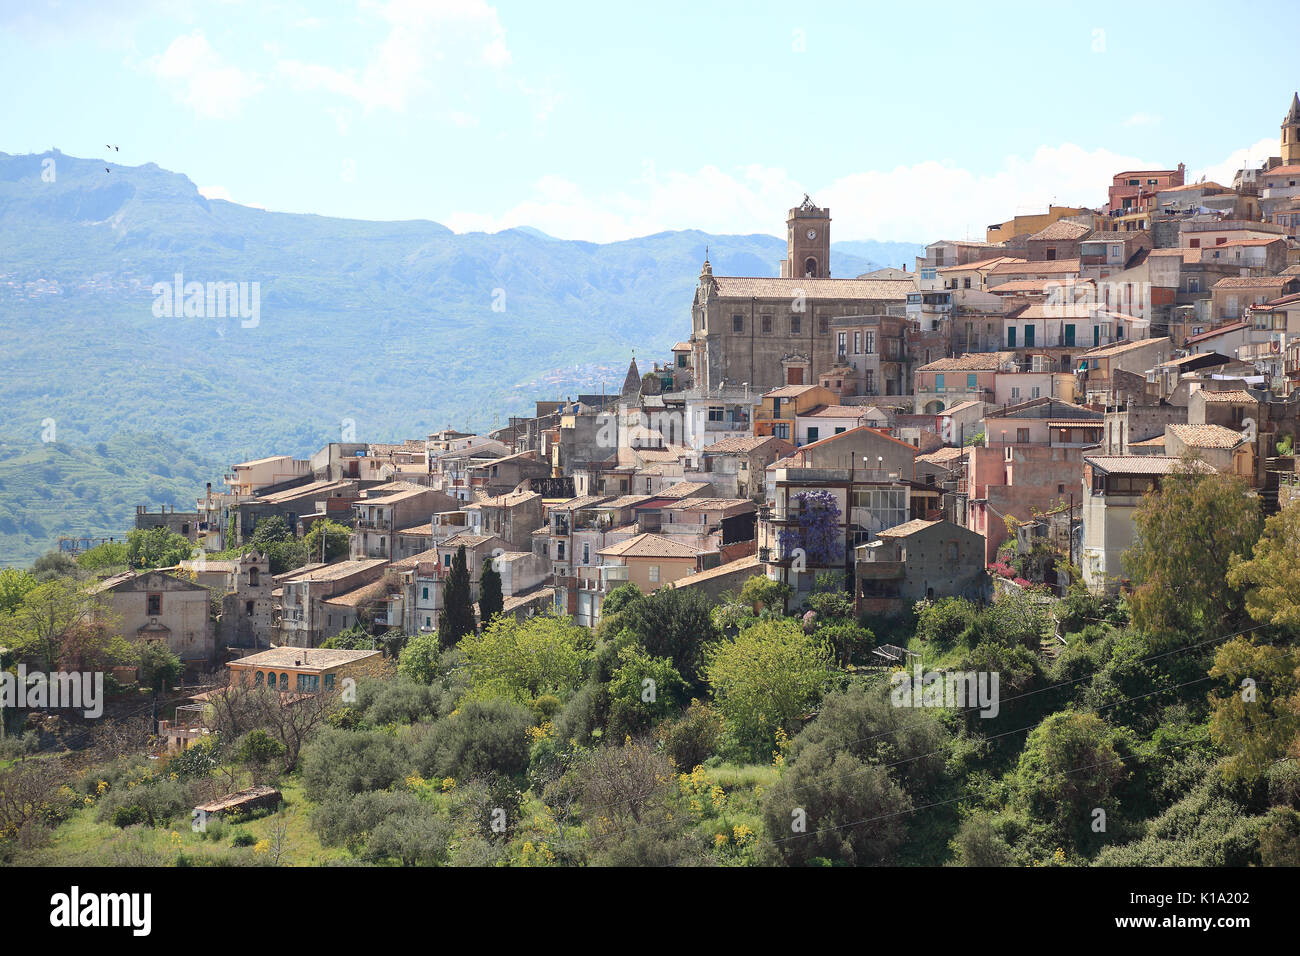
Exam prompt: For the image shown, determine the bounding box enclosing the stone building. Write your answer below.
[687,198,914,393]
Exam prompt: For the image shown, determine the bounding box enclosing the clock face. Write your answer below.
[806,229,817,240]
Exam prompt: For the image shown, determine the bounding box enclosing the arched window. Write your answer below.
[254,671,263,686]
[803,257,817,277]
[249,567,259,586]
[279,673,289,690]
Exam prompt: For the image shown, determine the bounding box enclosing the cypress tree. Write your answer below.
[439,545,475,648]
[479,556,504,626]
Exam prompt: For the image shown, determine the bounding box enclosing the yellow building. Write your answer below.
[986,206,1096,244]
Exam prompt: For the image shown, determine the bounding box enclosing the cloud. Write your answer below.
[276,0,512,113]
[445,143,1159,243]
[1191,137,1277,187]
[147,31,263,118]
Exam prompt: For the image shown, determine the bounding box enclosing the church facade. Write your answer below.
[688,197,915,394]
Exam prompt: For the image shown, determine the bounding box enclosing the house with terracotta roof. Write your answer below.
[696,435,795,500]
[1211,275,1300,322]
[1026,220,1093,262]
[1164,423,1254,480]
[462,489,543,550]
[914,352,1017,414]
[1080,455,1214,593]
[1078,337,1171,405]
[595,532,717,598]
[753,383,837,442]
[275,558,390,647]
[350,481,459,560]
[1103,165,1185,231]
[854,519,986,616]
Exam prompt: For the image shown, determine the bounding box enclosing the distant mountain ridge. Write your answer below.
[0,149,924,564]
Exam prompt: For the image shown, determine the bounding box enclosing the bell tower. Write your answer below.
[1283,92,1300,165]
[781,195,831,278]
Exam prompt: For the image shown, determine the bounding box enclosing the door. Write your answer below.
[786,367,804,385]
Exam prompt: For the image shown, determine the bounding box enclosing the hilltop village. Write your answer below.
[95,93,1300,671]
[6,95,1300,873]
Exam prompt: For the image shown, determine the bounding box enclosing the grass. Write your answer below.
[22,772,347,866]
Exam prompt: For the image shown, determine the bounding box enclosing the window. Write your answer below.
[732,314,744,333]
[249,567,259,586]
[1031,386,1041,399]
[1007,327,1016,347]
[773,423,790,440]
[297,674,320,693]
[254,671,263,686]
[963,277,972,289]
[648,565,660,583]
[818,317,829,334]
[935,373,945,390]
[1189,238,1200,248]
[245,600,254,616]
[324,674,335,691]
[837,331,848,354]
[1016,428,1030,443]
[761,314,772,333]
[146,593,162,616]
[1011,386,1021,399]
[557,542,565,560]
[707,406,724,422]
[582,543,590,564]
[1065,323,1076,347]
[422,586,429,600]
[864,331,875,354]
[966,373,977,389]
[806,427,820,443]
[1024,325,1035,347]
[790,316,802,334]
[279,673,289,690]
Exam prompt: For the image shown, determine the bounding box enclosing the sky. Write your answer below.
[2,0,1298,243]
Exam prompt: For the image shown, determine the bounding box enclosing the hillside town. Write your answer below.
[92,93,1300,675]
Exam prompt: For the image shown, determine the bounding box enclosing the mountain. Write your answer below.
[0,150,924,565]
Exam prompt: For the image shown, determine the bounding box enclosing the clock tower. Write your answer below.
[781,194,831,279]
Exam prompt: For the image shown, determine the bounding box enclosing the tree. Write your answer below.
[458,613,593,705]
[620,586,720,691]
[126,526,194,569]
[1227,499,1300,631]
[31,551,78,581]
[704,618,834,761]
[248,517,307,574]
[0,568,38,614]
[1207,636,1300,783]
[415,698,535,782]
[761,744,912,866]
[1124,465,1262,644]
[438,545,475,649]
[138,641,183,693]
[302,519,351,564]
[478,557,504,625]
[233,729,286,785]
[76,541,128,573]
[572,740,702,866]
[397,632,442,684]
[739,575,791,614]
[5,577,102,671]
[601,583,642,616]
[606,645,687,738]
[1008,710,1130,852]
